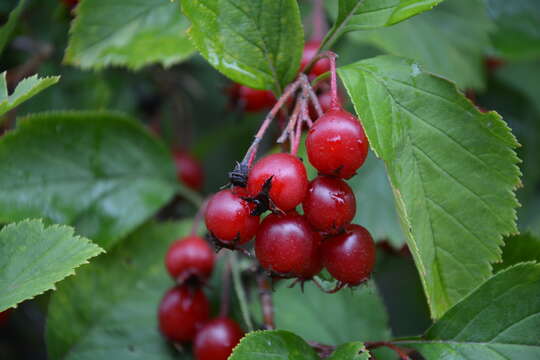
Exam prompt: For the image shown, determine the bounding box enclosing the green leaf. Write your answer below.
[322,0,443,50]
[181,0,304,92]
[350,0,494,89]
[229,330,320,360]
[0,111,178,249]
[268,281,390,345]
[339,55,520,319]
[493,233,540,272]
[46,220,192,360]
[328,342,370,360]
[65,0,195,70]
[0,72,60,117]
[487,0,540,60]
[0,219,103,312]
[401,263,540,359]
[0,0,26,54]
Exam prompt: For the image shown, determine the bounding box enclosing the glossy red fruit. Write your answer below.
[301,41,331,78]
[194,317,244,360]
[297,244,323,280]
[303,175,356,233]
[173,150,204,191]
[205,188,259,244]
[0,309,12,326]
[255,213,321,276]
[247,153,308,211]
[321,224,376,285]
[165,236,215,283]
[306,109,368,179]
[158,286,210,342]
[229,84,275,112]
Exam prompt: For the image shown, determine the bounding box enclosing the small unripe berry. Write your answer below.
[158,286,210,342]
[247,153,308,211]
[165,236,215,283]
[321,224,376,285]
[194,317,244,360]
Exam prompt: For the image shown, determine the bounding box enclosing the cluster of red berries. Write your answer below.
[158,236,243,360]
[207,85,376,288]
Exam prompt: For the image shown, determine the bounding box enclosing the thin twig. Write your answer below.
[365,342,413,360]
[257,273,275,330]
[231,252,254,331]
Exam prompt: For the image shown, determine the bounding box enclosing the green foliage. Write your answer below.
[339,55,520,319]
[0,219,102,312]
[350,0,493,89]
[0,111,179,249]
[65,0,194,70]
[181,0,304,93]
[493,233,540,272]
[229,330,320,360]
[327,342,370,360]
[268,281,390,345]
[401,263,540,359]
[0,72,60,118]
[0,0,26,55]
[46,220,192,360]
[322,0,443,50]
[487,0,540,60]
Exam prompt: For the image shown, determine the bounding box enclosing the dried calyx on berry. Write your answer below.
[227,162,249,188]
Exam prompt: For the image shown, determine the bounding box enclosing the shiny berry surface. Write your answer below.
[165,236,215,282]
[158,286,210,342]
[297,244,323,279]
[229,84,275,112]
[205,188,259,244]
[194,317,244,360]
[247,153,308,211]
[321,224,376,285]
[173,150,204,191]
[306,109,368,179]
[303,175,356,232]
[301,41,331,77]
[255,213,321,276]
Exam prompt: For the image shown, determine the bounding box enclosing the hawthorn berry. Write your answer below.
[296,244,323,280]
[306,108,368,179]
[255,213,321,276]
[302,175,356,233]
[165,235,215,283]
[301,41,331,78]
[173,150,204,191]
[158,285,210,342]
[321,224,376,286]
[205,188,259,245]
[229,84,275,112]
[247,153,308,211]
[193,317,244,360]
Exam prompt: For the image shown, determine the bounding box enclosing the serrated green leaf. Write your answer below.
[181,0,304,92]
[0,219,103,312]
[0,72,60,118]
[322,0,443,50]
[400,263,540,359]
[0,0,26,54]
[46,220,192,360]
[328,342,370,360]
[339,55,520,319]
[0,111,178,249]
[65,0,195,70]
[349,0,493,90]
[487,0,540,60]
[229,330,319,360]
[267,281,390,345]
[493,233,540,272]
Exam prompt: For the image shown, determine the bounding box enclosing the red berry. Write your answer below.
[173,150,204,191]
[255,213,321,276]
[194,317,244,360]
[306,109,368,179]
[0,309,12,326]
[321,224,376,286]
[205,188,259,244]
[300,41,331,78]
[297,244,323,280]
[158,286,210,342]
[303,175,356,233]
[247,153,308,211]
[165,236,215,283]
[229,84,275,112]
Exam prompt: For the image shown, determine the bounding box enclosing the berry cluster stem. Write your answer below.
[257,273,275,330]
[310,0,327,42]
[365,341,413,360]
[231,252,254,331]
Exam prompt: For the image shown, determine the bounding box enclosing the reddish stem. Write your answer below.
[257,273,275,330]
[325,52,340,110]
[365,342,413,360]
[310,0,327,42]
